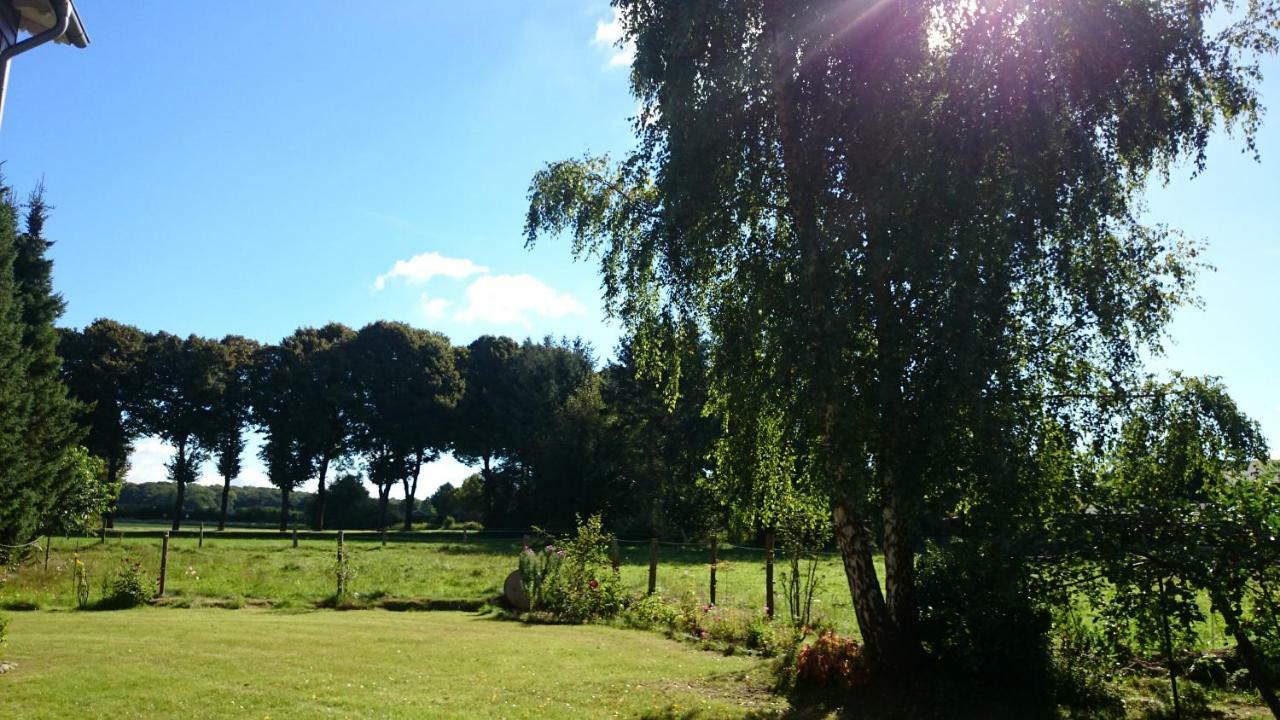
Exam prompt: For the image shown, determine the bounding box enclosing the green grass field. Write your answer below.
[2,531,872,634]
[4,533,1269,718]
[0,609,783,719]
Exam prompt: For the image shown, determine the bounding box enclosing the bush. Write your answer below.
[624,593,679,630]
[98,558,154,609]
[793,631,870,689]
[440,517,483,532]
[1050,610,1125,716]
[917,540,1052,688]
[518,515,625,623]
[1186,654,1230,689]
[630,591,789,655]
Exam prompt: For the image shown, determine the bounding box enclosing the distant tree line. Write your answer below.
[113,475,484,530]
[56,319,722,538]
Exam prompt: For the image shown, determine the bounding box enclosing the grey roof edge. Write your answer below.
[58,0,88,48]
[13,0,89,49]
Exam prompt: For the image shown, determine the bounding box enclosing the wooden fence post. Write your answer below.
[462,528,468,543]
[381,528,387,547]
[765,531,775,619]
[44,535,51,572]
[292,527,298,548]
[709,536,718,606]
[609,537,621,571]
[337,530,347,598]
[199,522,204,548]
[100,524,106,544]
[158,531,170,597]
[647,538,658,595]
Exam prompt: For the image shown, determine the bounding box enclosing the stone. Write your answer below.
[503,569,529,610]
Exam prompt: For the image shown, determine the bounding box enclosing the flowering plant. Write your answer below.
[518,515,624,622]
[72,553,90,609]
[518,542,564,609]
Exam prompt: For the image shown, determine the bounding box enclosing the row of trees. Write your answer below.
[115,476,460,529]
[57,319,720,537]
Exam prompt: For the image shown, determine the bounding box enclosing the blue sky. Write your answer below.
[1,1,1276,496]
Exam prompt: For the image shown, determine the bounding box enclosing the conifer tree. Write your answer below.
[0,181,83,550]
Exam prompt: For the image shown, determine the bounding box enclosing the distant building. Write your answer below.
[0,0,89,128]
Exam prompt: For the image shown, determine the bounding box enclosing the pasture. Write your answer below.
[1,529,870,634]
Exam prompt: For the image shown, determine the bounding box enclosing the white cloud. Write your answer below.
[420,293,453,320]
[593,7,635,68]
[453,273,586,327]
[127,436,174,485]
[374,252,489,291]
[127,435,272,488]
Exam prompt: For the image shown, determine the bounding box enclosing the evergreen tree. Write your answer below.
[0,183,33,550]
[0,181,84,550]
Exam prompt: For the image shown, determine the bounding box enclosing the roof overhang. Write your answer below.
[12,0,89,48]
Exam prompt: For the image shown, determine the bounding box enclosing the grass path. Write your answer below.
[0,609,785,719]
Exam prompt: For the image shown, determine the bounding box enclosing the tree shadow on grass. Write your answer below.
[638,677,1065,720]
[765,680,1062,720]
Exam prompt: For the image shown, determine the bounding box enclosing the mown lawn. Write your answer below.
[0,609,784,719]
[1,532,873,635]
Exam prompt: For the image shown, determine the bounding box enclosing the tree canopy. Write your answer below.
[526,0,1279,672]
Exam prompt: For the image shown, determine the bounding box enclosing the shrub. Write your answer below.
[98,558,154,609]
[1050,610,1125,716]
[1186,654,1230,689]
[441,517,482,532]
[624,593,679,630]
[634,592,788,655]
[917,540,1052,688]
[793,631,869,689]
[702,604,751,645]
[518,515,625,623]
[746,613,787,655]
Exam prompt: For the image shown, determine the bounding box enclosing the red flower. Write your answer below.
[588,579,599,590]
